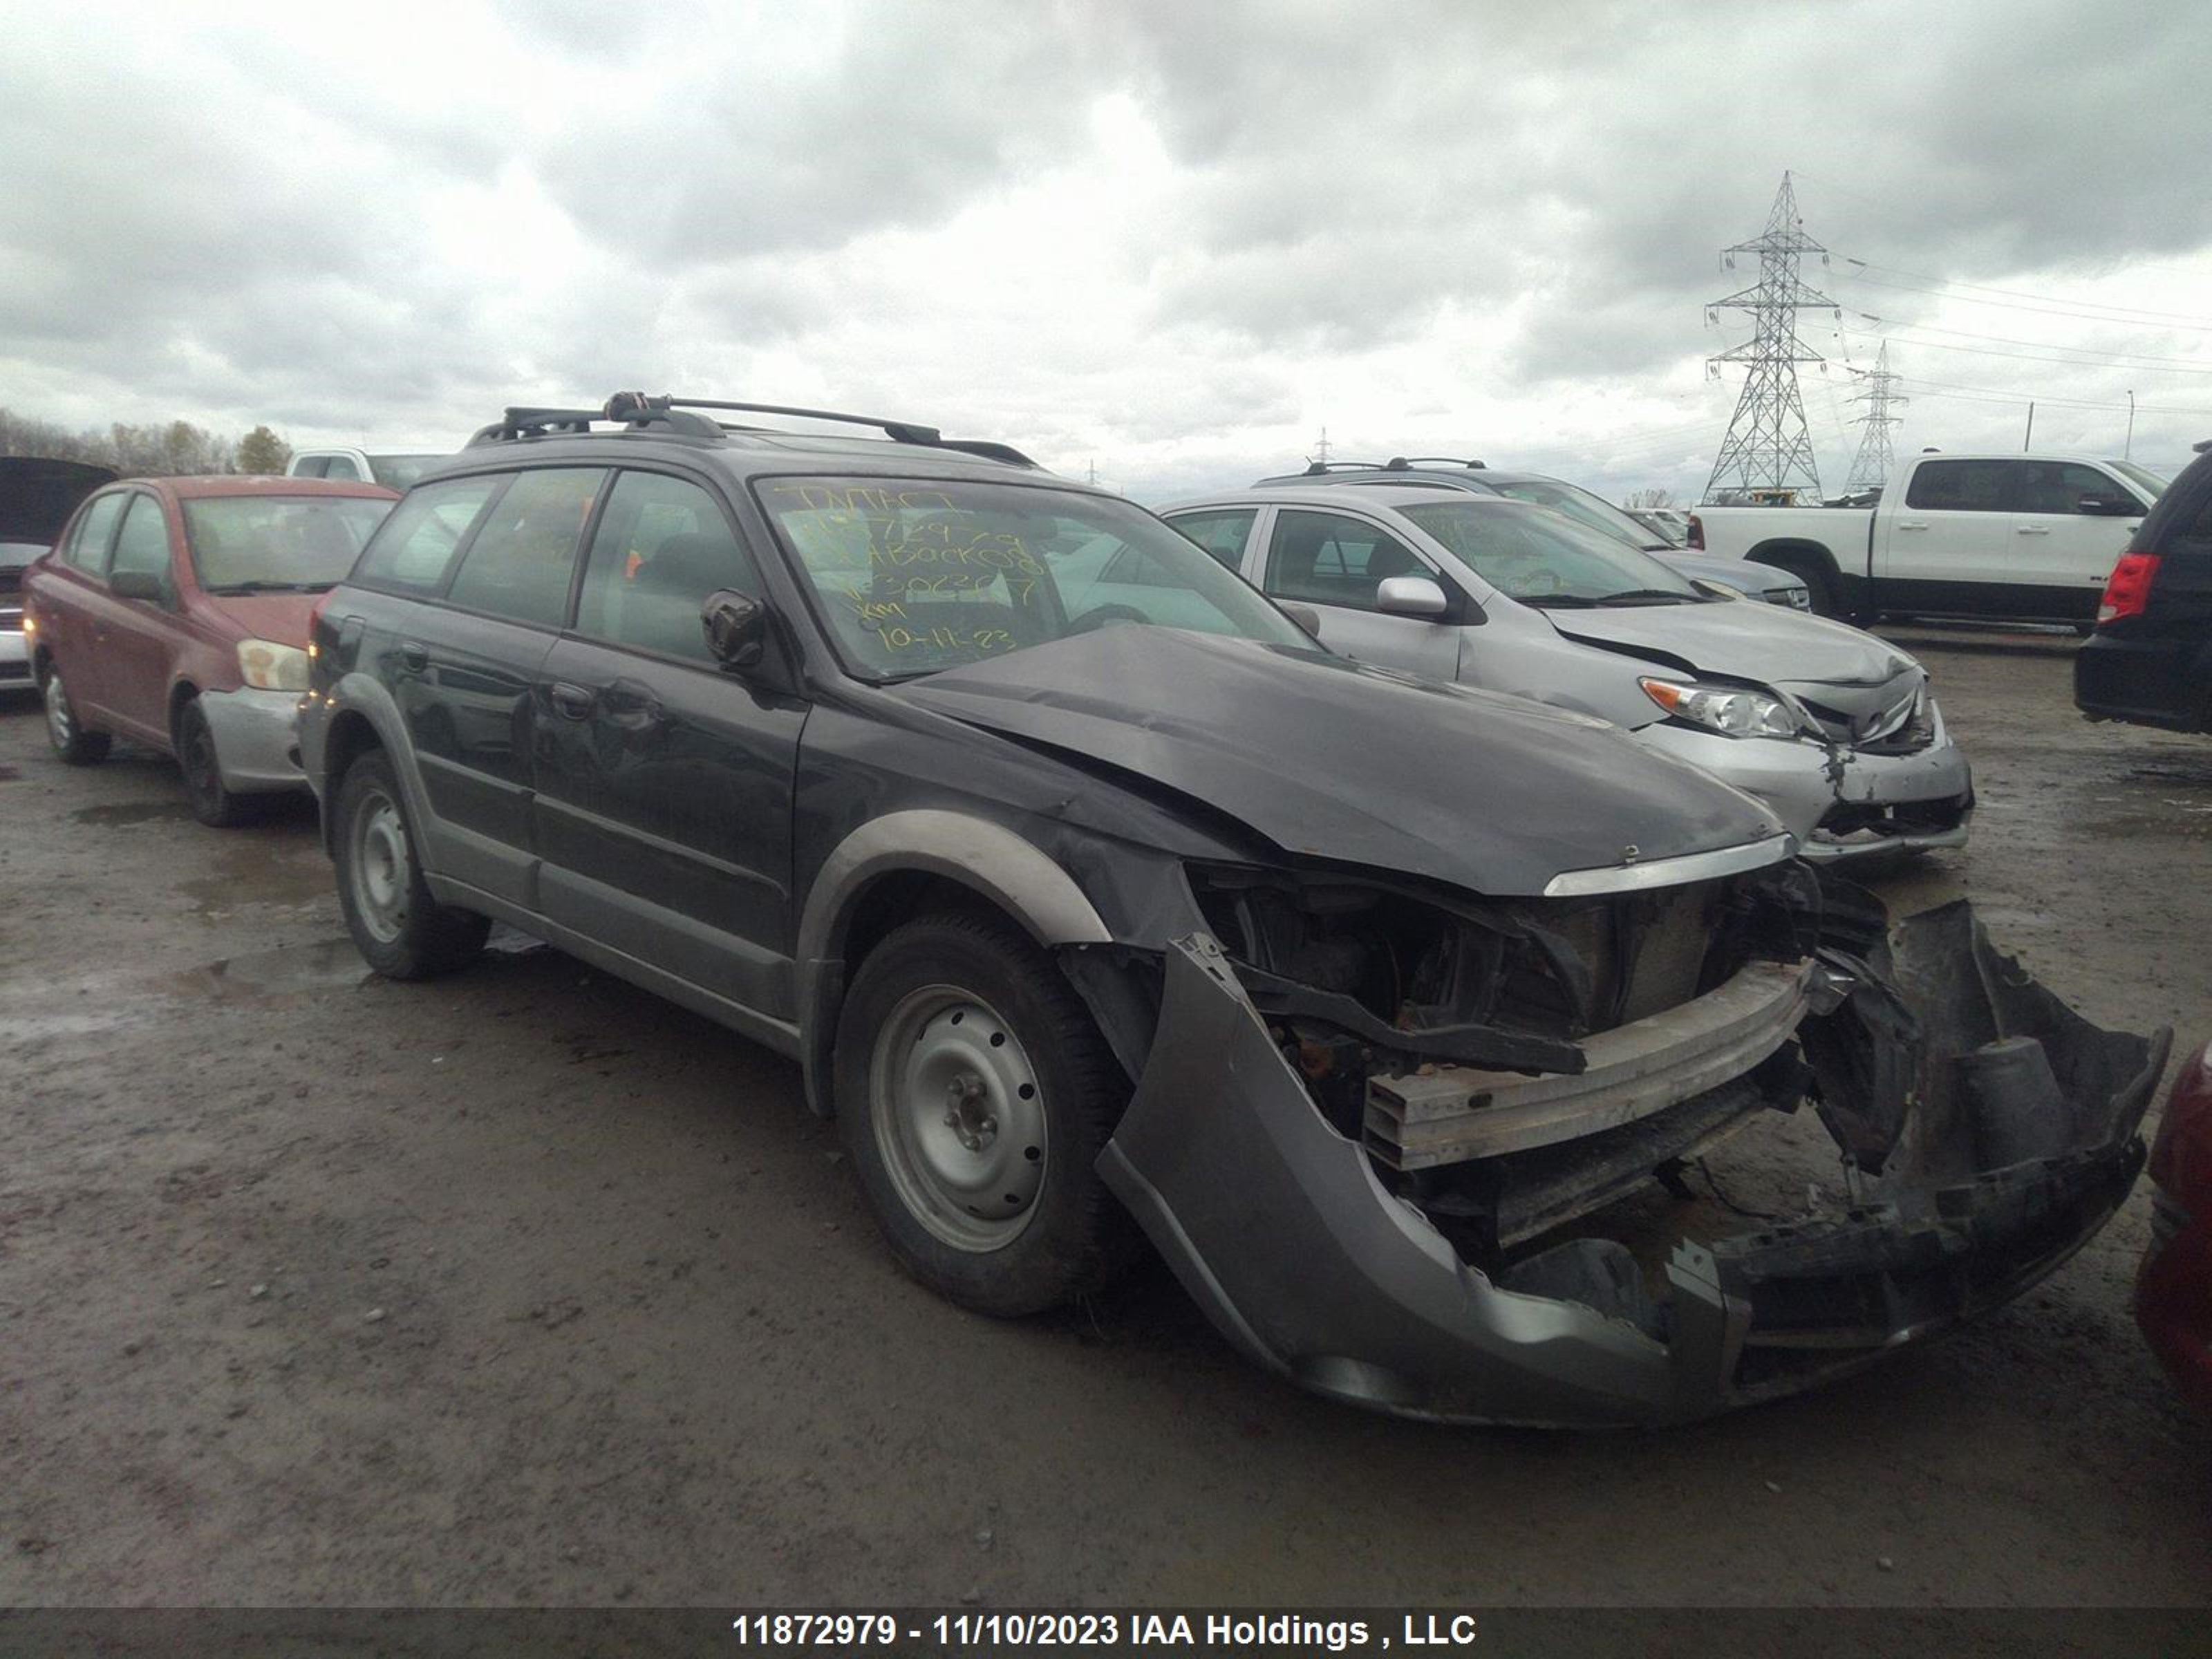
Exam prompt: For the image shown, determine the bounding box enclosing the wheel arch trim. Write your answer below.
[795,809,1112,1117]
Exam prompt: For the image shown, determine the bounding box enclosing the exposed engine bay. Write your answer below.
[1097,863,2168,1425]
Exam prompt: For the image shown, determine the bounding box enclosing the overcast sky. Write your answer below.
[4,0,2208,505]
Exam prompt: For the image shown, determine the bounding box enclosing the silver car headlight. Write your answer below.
[1639,676,1806,740]
[238,639,312,692]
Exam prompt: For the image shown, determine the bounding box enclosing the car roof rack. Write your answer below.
[1295,459,1391,475]
[1382,456,1486,471]
[465,391,1037,467]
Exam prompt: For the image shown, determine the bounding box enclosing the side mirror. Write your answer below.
[702,589,767,670]
[111,570,166,603]
[1278,602,1323,639]
[1376,574,1450,618]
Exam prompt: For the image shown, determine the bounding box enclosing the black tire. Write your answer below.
[41,664,111,765]
[833,909,1138,1317]
[175,697,258,827]
[1796,565,1842,619]
[332,749,489,979]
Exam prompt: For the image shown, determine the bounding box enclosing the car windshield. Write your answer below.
[1482,478,1666,550]
[368,455,444,489]
[2110,460,2168,500]
[757,477,1314,680]
[182,496,395,592]
[1399,500,1704,605]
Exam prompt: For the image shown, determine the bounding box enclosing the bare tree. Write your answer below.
[1624,487,1677,509]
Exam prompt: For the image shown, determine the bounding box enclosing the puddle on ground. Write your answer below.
[177,937,375,998]
[179,848,337,915]
[172,926,550,1002]
[72,799,193,827]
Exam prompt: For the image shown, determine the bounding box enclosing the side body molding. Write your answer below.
[795,809,1113,1116]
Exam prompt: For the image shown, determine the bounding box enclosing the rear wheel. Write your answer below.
[176,697,257,827]
[332,749,489,978]
[43,666,111,765]
[834,910,1137,1316]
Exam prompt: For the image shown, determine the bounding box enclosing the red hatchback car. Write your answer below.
[24,475,397,824]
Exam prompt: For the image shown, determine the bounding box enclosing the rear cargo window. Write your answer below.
[352,476,504,597]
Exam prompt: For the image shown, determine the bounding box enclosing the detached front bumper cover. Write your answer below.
[1099,906,2166,1427]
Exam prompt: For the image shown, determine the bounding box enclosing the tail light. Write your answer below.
[2097,552,2159,626]
[2148,1042,2212,1200]
[1686,514,1705,550]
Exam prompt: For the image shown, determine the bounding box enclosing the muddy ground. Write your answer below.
[1,626,2206,1609]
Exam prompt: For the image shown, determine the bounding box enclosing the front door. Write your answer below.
[531,468,808,1020]
[1257,506,1464,680]
[2013,460,2148,623]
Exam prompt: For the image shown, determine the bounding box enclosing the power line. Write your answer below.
[1834,256,2212,328]
[1831,266,2212,333]
[1841,315,2212,372]
[1837,324,2212,377]
[1891,373,2206,415]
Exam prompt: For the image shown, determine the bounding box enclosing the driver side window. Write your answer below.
[574,471,760,664]
[1262,509,1427,612]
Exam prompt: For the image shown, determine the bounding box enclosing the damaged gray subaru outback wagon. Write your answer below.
[303,394,2168,1427]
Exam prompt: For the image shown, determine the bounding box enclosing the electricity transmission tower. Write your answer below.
[1702,173,1837,504]
[1844,341,1907,492]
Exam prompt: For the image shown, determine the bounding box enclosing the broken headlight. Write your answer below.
[1640,676,1807,740]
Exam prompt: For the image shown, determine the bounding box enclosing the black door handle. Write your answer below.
[549,682,597,720]
[400,640,429,671]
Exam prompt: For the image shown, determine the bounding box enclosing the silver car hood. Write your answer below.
[1543,601,1918,692]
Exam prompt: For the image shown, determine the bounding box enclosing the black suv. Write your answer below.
[2077,438,2212,732]
[300,393,2163,1427]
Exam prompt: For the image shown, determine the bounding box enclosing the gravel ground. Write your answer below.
[1,626,2206,1609]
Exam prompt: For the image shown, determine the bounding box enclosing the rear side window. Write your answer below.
[1906,460,2013,512]
[320,456,364,482]
[353,475,505,596]
[1263,509,1429,612]
[574,471,758,664]
[1169,509,1257,571]
[62,492,127,574]
[444,468,603,628]
[292,456,330,479]
[108,495,171,585]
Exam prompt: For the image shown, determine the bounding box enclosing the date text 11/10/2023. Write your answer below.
[728,1611,1481,1649]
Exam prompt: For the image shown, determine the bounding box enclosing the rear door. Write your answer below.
[1875,458,2014,615]
[1256,505,1464,680]
[2013,460,2148,623]
[531,467,807,1018]
[348,469,592,907]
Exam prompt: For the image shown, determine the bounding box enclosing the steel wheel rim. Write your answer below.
[180,712,220,809]
[350,788,411,944]
[44,673,73,751]
[869,985,1047,1252]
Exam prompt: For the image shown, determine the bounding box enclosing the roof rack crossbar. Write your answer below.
[655,397,1037,467]
[1384,456,1487,470]
[1299,459,1391,475]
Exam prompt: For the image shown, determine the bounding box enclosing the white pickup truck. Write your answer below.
[1688,452,2167,624]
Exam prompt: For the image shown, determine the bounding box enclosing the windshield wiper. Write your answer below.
[205,580,330,594]
[1595,588,1698,606]
[1520,593,1602,608]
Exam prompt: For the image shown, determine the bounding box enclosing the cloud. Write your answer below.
[0,0,2206,500]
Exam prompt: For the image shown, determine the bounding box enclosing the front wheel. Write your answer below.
[834,910,1138,1316]
[332,749,489,979]
[176,697,257,827]
[43,666,111,765]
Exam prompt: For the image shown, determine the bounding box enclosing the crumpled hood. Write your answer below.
[1545,601,1917,691]
[895,628,1781,899]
